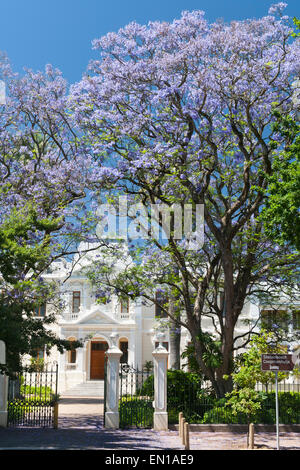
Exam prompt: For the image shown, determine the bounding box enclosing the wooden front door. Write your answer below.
[90,341,108,379]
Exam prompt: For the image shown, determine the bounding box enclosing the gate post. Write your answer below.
[152,336,169,431]
[104,334,122,429]
[0,341,8,427]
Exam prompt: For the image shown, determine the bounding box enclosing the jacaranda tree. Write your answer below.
[70,3,300,397]
[0,58,103,371]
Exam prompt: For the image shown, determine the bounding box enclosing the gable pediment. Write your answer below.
[77,308,119,325]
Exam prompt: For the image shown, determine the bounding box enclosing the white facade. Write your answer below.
[36,252,299,394]
[40,257,175,393]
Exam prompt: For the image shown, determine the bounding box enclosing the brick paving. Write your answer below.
[0,397,299,451]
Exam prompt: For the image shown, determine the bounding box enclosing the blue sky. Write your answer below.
[0,0,299,84]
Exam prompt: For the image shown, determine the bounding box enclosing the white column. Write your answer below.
[105,334,122,429]
[82,342,88,381]
[0,341,8,427]
[134,302,143,369]
[152,335,169,431]
[76,329,84,380]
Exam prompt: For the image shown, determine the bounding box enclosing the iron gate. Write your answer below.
[7,363,58,427]
[119,364,154,428]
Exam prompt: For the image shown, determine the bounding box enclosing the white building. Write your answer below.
[32,247,300,394]
[36,250,178,393]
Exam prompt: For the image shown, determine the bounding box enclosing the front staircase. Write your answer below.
[61,380,105,397]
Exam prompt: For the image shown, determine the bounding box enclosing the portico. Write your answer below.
[57,304,138,393]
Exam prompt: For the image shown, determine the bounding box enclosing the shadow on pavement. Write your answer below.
[0,423,177,450]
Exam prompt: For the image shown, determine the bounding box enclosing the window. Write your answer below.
[69,349,76,364]
[31,348,44,360]
[72,291,81,313]
[34,304,46,317]
[120,298,129,314]
[155,291,168,318]
[261,309,289,332]
[68,340,77,364]
[119,340,128,364]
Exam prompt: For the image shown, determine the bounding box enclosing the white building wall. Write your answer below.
[35,255,299,394]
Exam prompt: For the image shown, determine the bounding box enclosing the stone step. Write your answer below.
[61,381,105,397]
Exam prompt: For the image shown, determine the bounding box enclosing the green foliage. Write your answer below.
[181,343,202,374]
[181,331,222,375]
[28,358,45,373]
[143,360,153,373]
[225,330,289,389]
[20,384,54,400]
[130,367,300,425]
[0,205,60,282]
[0,204,82,372]
[140,369,203,399]
[7,398,56,426]
[201,392,300,425]
[291,17,300,37]
[265,392,300,424]
[261,107,300,250]
[119,397,153,428]
[202,405,248,424]
[224,330,291,423]
[225,388,267,424]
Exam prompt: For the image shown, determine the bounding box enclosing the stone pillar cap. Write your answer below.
[152,345,169,356]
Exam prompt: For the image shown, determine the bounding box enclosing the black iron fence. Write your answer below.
[7,363,58,428]
[167,375,300,425]
[105,366,300,428]
[118,364,154,428]
[169,393,300,425]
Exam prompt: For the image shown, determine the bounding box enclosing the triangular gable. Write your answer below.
[76,307,119,325]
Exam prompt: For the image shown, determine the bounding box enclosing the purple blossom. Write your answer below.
[268,3,288,16]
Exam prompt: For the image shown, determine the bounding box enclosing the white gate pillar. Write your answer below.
[0,340,8,427]
[105,334,122,429]
[152,335,169,431]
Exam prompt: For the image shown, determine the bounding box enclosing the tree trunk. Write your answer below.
[215,368,234,396]
[215,323,235,397]
[190,317,235,398]
[169,298,181,369]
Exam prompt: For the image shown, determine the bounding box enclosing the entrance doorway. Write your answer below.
[90,341,108,380]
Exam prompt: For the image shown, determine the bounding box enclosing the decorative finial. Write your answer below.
[110,332,119,349]
[155,332,166,350]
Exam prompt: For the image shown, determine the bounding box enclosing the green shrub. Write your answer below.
[131,369,300,425]
[136,369,211,425]
[7,397,55,424]
[144,369,205,396]
[119,397,153,428]
[21,384,53,399]
[202,406,247,424]
[168,370,215,423]
[259,392,300,424]
[169,381,300,425]
[140,369,203,397]
[225,388,268,424]
[196,392,300,424]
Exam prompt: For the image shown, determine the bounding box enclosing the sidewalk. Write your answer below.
[0,397,184,451]
[0,397,299,451]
